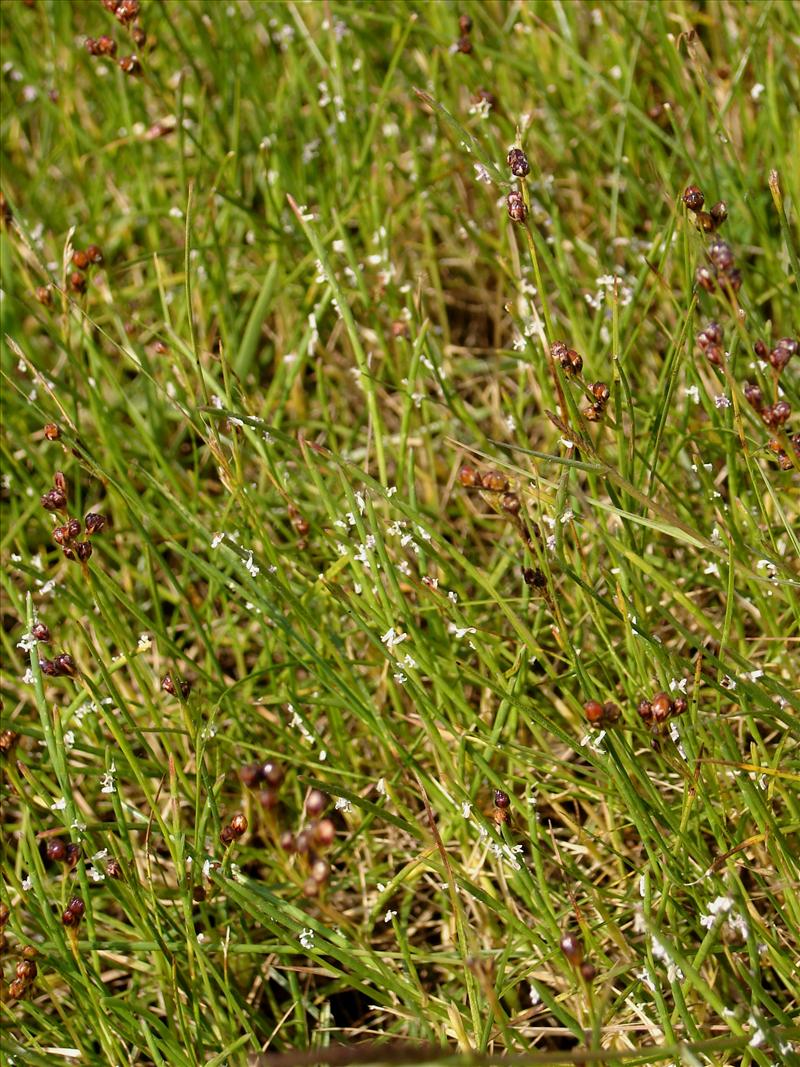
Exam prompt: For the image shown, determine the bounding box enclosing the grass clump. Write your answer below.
[1,1,799,1064]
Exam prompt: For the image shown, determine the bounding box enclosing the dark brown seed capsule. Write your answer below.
[0,903,9,926]
[458,13,472,34]
[8,978,27,999]
[778,451,793,470]
[637,699,653,724]
[651,691,672,723]
[507,191,527,223]
[52,525,70,546]
[261,760,285,788]
[306,789,329,818]
[96,35,117,56]
[591,381,610,405]
[35,286,53,306]
[295,829,313,854]
[31,622,50,642]
[119,55,141,75]
[0,730,20,756]
[583,700,604,726]
[192,885,206,903]
[708,240,734,273]
[115,0,140,23]
[501,493,520,515]
[258,787,279,810]
[131,24,146,48]
[456,35,472,54]
[43,422,60,440]
[46,838,67,862]
[314,818,336,847]
[706,345,724,367]
[580,960,597,981]
[86,244,103,264]
[219,825,236,845]
[494,789,510,810]
[459,465,480,488]
[584,404,603,421]
[695,266,716,292]
[523,566,546,590]
[762,401,791,428]
[239,763,262,788]
[682,185,704,212]
[791,433,800,457]
[15,958,37,983]
[481,470,509,492]
[743,382,763,410]
[695,211,715,233]
[279,831,296,852]
[65,842,80,868]
[85,37,100,55]
[303,876,320,897]
[75,541,93,563]
[67,896,85,919]
[161,674,179,696]
[72,249,90,271]
[560,932,583,964]
[39,658,58,677]
[65,518,81,540]
[550,341,568,360]
[41,488,67,512]
[602,702,621,724]
[229,813,248,837]
[70,271,87,294]
[106,858,122,879]
[753,339,768,359]
[53,653,76,677]
[507,147,530,177]
[722,268,742,293]
[703,322,723,346]
[561,348,583,375]
[672,697,688,717]
[709,201,727,227]
[84,513,107,535]
[21,945,37,960]
[310,859,330,884]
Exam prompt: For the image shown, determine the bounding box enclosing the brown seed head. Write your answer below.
[46,838,67,862]
[86,244,103,264]
[258,787,279,809]
[31,621,50,642]
[41,488,67,512]
[695,211,715,233]
[43,422,60,440]
[456,35,472,54]
[314,818,336,848]
[115,0,140,23]
[119,54,141,75]
[494,789,510,810]
[709,201,728,226]
[131,24,146,48]
[261,760,285,788]
[507,147,530,177]
[743,382,763,411]
[306,789,329,818]
[682,185,704,212]
[583,700,604,726]
[501,493,520,515]
[230,813,248,837]
[651,691,672,723]
[637,699,653,724]
[0,730,20,756]
[65,517,81,540]
[603,701,621,724]
[584,403,603,422]
[239,762,262,789]
[580,960,597,981]
[106,858,122,879]
[560,932,583,964]
[84,512,107,535]
[75,541,93,562]
[69,271,87,294]
[39,658,58,677]
[695,265,716,292]
[591,381,610,405]
[35,286,53,307]
[481,470,509,492]
[96,36,116,56]
[672,697,688,717]
[709,240,735,273]
[54,653,77,677]
[279,831,296,852]
[72,249,90,271]
[310,859,330,884]
[303,875,321,897]
[458,13,472,34]
[507,191,527,223]
[65,842,80,868]
[219,825,236,845]
[8,978,28,999]
[16,958,37,984]
[458,465,480,488]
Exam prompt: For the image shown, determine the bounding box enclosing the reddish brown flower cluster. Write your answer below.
[69,243,103,294]
[507,190,527,223]
[507,147,529,178]
[46,837,81,867]
[7,946,39,1001]
[696,320,725,367]
[584,381,611,422]
[455,13,473,53]
[0,729,20,756]
[39,652,77,678]
[220,812,248,846]
[742,336,797,469]
[161,673,191,699]
[637,690,687,727]
[240,758,285,810]
[89,1,145,75]
[85,35,116,56]
[280,791,337,898]
[682,185,727,234]
[493,788,511,825]
[62,895,85,928]
[583,700,621,728]
[551,341,583,375]
[46,471,108,565]
[696,238,741,296]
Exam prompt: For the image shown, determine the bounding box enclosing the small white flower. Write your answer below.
[22,668,35,684]
[381,627,408,650]
[51,796,67,811]
[21,875,33,891]
[721,675,737,691]
[668,677,688,694]
[335,797,353,814]
[63,731,75,749]
[460,801,472,818]
[393,671,407,684]
[384,909,397,923]
[529,984,541,1005]
[473,162,492,184]
[299,928,315,950]
[750,82,765,100]
[17,631,37,653]
[376,778,387,796]
[714,394,731,409]
[560,437,575,449]
[447,590,458,603]
[704,561,720,577]
[685,384,700,404]
[137,632,152,651]
[560,508,573,525]
[448,624,476,639]
[100,762,117,794]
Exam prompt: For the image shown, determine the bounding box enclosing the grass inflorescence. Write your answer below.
[1,2,799,1064]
